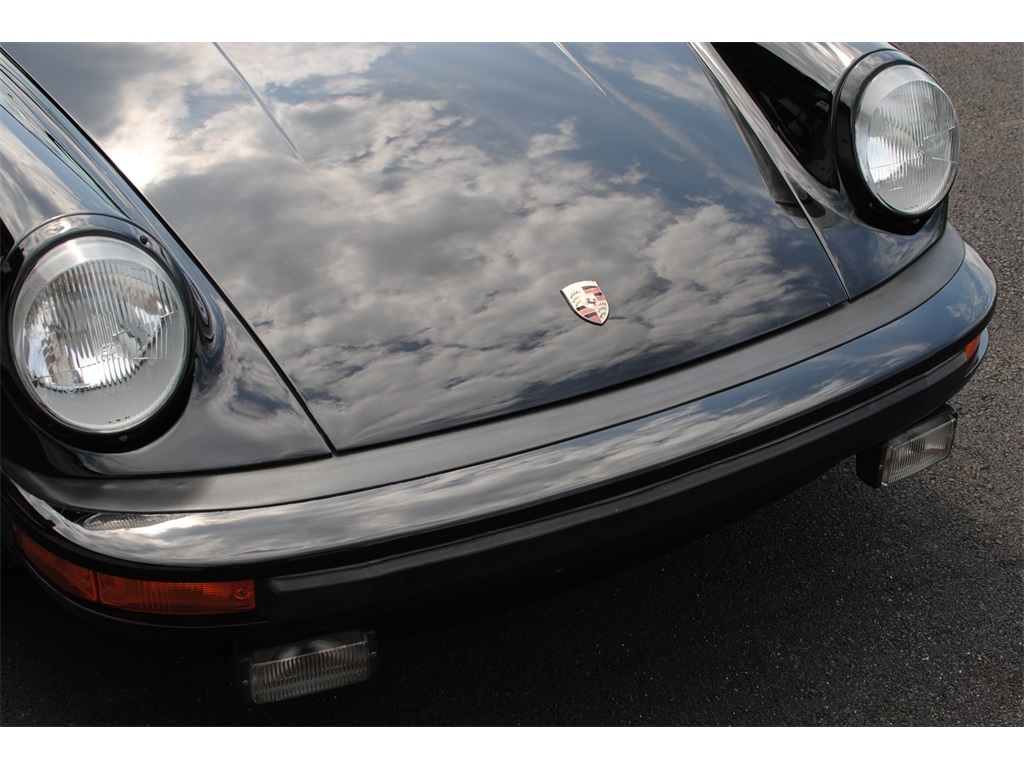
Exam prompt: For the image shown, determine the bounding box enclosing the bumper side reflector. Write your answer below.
[240,630,377,704]
[857,406,958,487]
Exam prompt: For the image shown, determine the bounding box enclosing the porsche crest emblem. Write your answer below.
[560,281,609,325]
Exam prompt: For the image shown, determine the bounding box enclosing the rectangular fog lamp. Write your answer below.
[241,630,377,704]
[879,407,958,487]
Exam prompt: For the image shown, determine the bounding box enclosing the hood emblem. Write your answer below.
[560,280,609,325]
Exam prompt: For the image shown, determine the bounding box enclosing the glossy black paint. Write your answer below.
[0,43,998,644]
[5,42,856,452]
[757,43,876,90]
[3,222,977,517]
[697,43,947,298]
[0,54,330,474]
[715,43,839,187]
[4,236,994,577]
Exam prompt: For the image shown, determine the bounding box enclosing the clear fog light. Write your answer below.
[239,630,378,704]
[11,236,189,433]
[854,64,959,215]
[857,406,958,487]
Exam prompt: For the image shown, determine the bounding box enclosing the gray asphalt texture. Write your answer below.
[1,42,1021,726]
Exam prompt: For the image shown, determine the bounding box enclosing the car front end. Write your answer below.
[0,42,996,703]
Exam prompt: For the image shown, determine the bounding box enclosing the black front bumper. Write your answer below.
[264,334,985,623]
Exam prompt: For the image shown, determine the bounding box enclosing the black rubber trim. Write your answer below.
[262,345,975,622]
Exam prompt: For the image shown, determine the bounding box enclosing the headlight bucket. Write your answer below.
[2,214,196,448]
[836,50,960,225]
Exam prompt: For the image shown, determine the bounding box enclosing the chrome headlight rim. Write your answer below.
[835,50,959,227]
[2,214,197,450]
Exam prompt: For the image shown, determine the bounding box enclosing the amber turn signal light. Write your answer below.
[12,522,98,601]
[965,334,982,361]
[96,573,255,614]
[11,522,255,615]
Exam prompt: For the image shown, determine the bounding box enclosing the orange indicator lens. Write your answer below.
[12,523,97,601]
[96,574,256,614]
[964,335,981,361]
[12,522,255,615]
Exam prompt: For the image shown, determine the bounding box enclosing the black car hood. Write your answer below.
[7,43,849,450]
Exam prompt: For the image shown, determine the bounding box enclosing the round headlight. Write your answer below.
[854,64,959,216]
[11,235,190,434]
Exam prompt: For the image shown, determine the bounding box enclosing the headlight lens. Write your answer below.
[854,64,959,215]
[11,236,190,433]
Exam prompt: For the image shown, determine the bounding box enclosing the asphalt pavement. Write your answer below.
[1,42,1020,726]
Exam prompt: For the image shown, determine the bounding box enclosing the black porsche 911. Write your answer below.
[0,43,996,703]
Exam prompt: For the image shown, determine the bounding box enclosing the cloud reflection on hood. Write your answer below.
[12,43,848,450]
